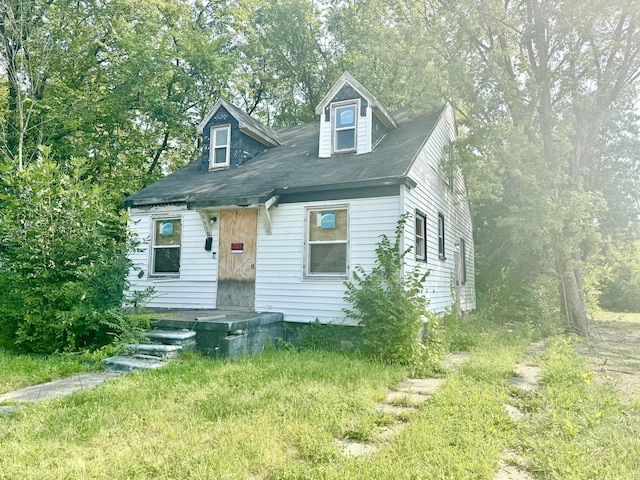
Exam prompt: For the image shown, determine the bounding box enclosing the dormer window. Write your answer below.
[333,103,357,152]
[210,125,230,169]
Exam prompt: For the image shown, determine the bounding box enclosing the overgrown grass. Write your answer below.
[2,318,639,479]
[518,336,640,479]
[0,349,98,394]
[0,319,533,480]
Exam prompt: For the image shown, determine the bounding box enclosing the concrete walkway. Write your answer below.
[0,372,121,411]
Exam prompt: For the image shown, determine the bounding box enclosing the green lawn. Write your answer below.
[0,349,97,394]
[1,318,638,479]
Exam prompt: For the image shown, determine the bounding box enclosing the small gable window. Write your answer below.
[334,104,357,152]
[210,125,230,169]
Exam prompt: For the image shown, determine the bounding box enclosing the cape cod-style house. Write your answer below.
[124,73,476,325]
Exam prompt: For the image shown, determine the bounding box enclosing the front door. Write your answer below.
[216,209,257,309]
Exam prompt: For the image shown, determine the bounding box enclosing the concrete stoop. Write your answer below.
[103,329,196,373]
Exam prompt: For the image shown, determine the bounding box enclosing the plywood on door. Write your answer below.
[217,209,257,308]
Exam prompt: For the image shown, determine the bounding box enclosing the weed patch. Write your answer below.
[519,336,640,479]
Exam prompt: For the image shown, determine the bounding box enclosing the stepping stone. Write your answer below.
[336,439,379,457]
[376,423,407,442]
[508,364,542,392]
[494,459,535,480]
[385,391,428,405]
[503,403,525,422]
[526,341,545,354]
[396,378,444,395]
[443,351,470,369]
[377,403,416,416]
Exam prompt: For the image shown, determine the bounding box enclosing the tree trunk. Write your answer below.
[554,244,589,336]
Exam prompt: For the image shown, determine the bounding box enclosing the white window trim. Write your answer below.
[209,125,231,170]
[415,211,427,262]
[304,205,350,280]
[438,212,446,260]
[332,100,359,154]
[149,216,183,277]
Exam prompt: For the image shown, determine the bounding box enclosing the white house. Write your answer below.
[124,73,476,325]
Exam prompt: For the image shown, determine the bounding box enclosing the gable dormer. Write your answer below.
[315,72,398,158]
[197,99,280,171]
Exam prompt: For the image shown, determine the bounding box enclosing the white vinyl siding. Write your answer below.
[254,196,400,325]
[402,103,476,313]
[127,206,218,309]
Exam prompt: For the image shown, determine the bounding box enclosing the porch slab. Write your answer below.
[146,309,284,358]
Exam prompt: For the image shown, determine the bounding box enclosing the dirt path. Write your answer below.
[577,313,640,403]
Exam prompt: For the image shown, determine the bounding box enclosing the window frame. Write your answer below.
[415,211,427,262]
[332,101,358,154]
[209,125,231,169]
[438,212,446,260]
[460,237,467,285]
[446,142,455,192]
[304,205,349,279]
[149,216,182,277]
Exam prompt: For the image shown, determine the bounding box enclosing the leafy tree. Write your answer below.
[0,150,133,352]
[599,240,640,312]
[381,0,640,333]
[230,0,338,125]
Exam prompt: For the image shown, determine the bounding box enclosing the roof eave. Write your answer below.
[238,123,280,147]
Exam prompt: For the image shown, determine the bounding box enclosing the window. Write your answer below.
[460,238,467,284]
[446,143,455,192]
[306,207,348,277]
[415,211,426,261]
[151,218,181,275]
[210,125,230,168]
[438,213,446,260]
[333,104,357,152]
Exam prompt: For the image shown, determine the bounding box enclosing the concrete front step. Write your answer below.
[103,355,167,373]
[125,343,182,359]
[146,329,196,347]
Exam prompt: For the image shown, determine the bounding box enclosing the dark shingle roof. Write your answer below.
[125,108,444,208]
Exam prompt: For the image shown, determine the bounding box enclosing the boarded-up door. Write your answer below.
[217,209,257,309]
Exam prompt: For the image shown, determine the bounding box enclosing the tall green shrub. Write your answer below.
[344,216,439,369]
[599,240,640,312]
[0,152,134,353]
